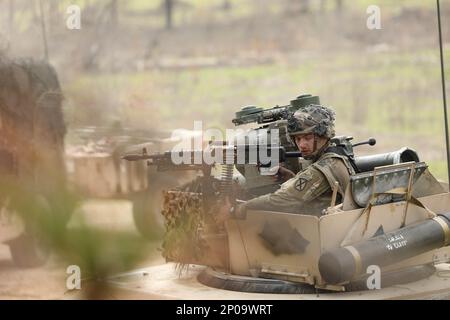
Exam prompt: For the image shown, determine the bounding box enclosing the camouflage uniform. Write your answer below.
[240,149,354,216]
[233,104,355,217]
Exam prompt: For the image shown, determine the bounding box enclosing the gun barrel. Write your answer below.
[122,145,301,169]
[122,154,151,161]
[285,151,302,158]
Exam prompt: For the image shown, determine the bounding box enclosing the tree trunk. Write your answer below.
[165,0,173,30]
[222,0,231,11]
[301,0,310,13]
[47,0,59,35]
[8,0,14,39]
[110,0,118,29]
[336,0,343,13]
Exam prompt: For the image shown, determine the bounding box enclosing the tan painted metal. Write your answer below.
[344,245,362,278]
[433,216,450,246]
[104,262,450,300]
[223,163,450,288]
[110,163,450,297]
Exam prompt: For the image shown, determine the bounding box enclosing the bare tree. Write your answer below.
[222,0,232,11]
[321,0,345,13]
[110,0,119,29]
[38,0,49,61]
[336,0,343,13]
[8,0,14,39]
[165,0,174,29]
[47,0,60,35]
[287,0,310,14]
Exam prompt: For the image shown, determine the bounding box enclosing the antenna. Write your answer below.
[437,0,450,190]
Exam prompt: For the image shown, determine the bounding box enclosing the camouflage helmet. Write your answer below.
[287,104,336,139]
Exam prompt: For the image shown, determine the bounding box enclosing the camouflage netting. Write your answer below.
[161,191,209,264]
[0,55,66,187]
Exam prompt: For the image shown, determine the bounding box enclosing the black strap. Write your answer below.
[324,145,360,174]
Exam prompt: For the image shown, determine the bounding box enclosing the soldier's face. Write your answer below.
[294,133,326,156]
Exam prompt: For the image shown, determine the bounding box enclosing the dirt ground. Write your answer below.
[0,199,164,300]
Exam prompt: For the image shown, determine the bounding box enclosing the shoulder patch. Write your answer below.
[295,178,308,191]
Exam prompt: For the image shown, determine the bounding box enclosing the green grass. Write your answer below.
[66,48,449,133]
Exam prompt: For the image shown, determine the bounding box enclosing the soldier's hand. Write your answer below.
[271,164,295,183]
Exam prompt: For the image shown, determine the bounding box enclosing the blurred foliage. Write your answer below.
[161,191,207,264]
[0,176,154,298]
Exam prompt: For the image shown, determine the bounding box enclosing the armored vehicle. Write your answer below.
[117,94,450,299]
[65,126,196,239]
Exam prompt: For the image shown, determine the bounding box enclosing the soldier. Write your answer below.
[219,104,356,219]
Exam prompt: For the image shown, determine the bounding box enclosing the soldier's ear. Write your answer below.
[317,135,328,145]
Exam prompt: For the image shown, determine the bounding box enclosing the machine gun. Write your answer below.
[123,143,304,214]
[122,134,424,201]
[123,137,378,173]
[122,144,302,171]
[122,136,383,200]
